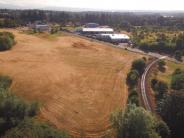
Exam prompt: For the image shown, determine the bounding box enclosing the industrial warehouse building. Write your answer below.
[77,23,130,44]
[96,34,130,43]
[81,27,114,35]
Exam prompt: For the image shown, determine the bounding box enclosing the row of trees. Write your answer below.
[133,31,184,60]
[112,59,170,137]
[151,62,184,138]
[0,75,71,138]
[0,19,18,28]
[111,104,170,138]
[0,9,184,30]
[126,58,146,105]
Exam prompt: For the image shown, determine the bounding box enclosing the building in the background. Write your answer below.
[29,22,50,32]
[81,27,114,35]
[77,22,130,44]
[34,24,50,32]
[96,34,130,44]
[85,23,100,28]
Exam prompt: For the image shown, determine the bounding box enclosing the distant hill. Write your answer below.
[0,3,24,9]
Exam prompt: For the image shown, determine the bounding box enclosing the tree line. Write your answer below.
[0,9,184,30]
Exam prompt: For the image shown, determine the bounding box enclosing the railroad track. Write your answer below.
[140,56,166,112]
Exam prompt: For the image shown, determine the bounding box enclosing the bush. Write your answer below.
[175,50,182,61]
[0,32,15,51]
[171,69,184,90]
[126,70,139,86]
[110,104,162,138]
[158,91,184,138]
[151,79,168,100]
[128,89,139,106]
[0,90,38,135]
[0,75,12,90]
[155,120,170,138]
[0,75,70,137]
[3,119,71,138]
[132,59,146,74]
[158,60,166,70]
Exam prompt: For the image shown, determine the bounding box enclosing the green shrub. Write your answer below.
[171,69,184,90]
[0,75,70,137]
[155,120,170,138]
[157,60,166,70]
[3,119,71,138]
[0,89,39,135]
[126,70,139,86]
[151,79,168,100]
[0,32,15,51]
[0,75,12,90]
[132,59,146,74]
[128,89,139,106]
[158,91,184,138]
[110,104,162,138]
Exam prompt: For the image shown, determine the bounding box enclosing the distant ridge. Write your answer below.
[0,2,184,14]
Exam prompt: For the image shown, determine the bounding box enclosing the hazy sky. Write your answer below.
[0,0,184,11]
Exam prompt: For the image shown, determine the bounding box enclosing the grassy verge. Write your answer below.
[156,61,184,86]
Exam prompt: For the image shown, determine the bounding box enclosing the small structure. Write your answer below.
[29,22,50,32]
[34,24,50,32]
[96,33,130,44]
[85,23,100,28]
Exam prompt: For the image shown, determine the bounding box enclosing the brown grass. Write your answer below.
[0,29,143,137]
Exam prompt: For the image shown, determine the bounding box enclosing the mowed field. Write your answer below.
[0,29,143,137]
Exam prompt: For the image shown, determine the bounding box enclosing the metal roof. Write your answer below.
[100,34,130,39]
[35,24,49,27]
[82,27,114,32]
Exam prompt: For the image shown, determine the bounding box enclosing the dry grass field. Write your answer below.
[0,29,143,137]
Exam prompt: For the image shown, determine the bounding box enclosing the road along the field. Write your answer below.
[0,29,144,137]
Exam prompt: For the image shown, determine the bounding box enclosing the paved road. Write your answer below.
[140,56,166,112]
[118,44,184,65]
[65,31,183,65]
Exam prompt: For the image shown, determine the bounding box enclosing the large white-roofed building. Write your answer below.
[96,33,130,43]
[81,27,114,35]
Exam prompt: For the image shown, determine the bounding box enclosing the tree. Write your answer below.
[0,75,70,137]
[110,104,161,138]
[175,33,184,52]
[155,120,170,138]
[127,70,139,86]
[0,91,38,135]
[158,91,184,138]
[0,32,15,51]
[3,119,71,138]
[157,60,166,70]
[151,79,168,100]
[0,75,12,90]
[175,50,182,61]
[171,69,184,90]
[132,59,146,74]
[128,89,139,106]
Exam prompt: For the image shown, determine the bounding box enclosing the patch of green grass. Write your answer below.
[157,61,184,86]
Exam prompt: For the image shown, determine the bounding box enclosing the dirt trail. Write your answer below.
[0,29,142,137]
